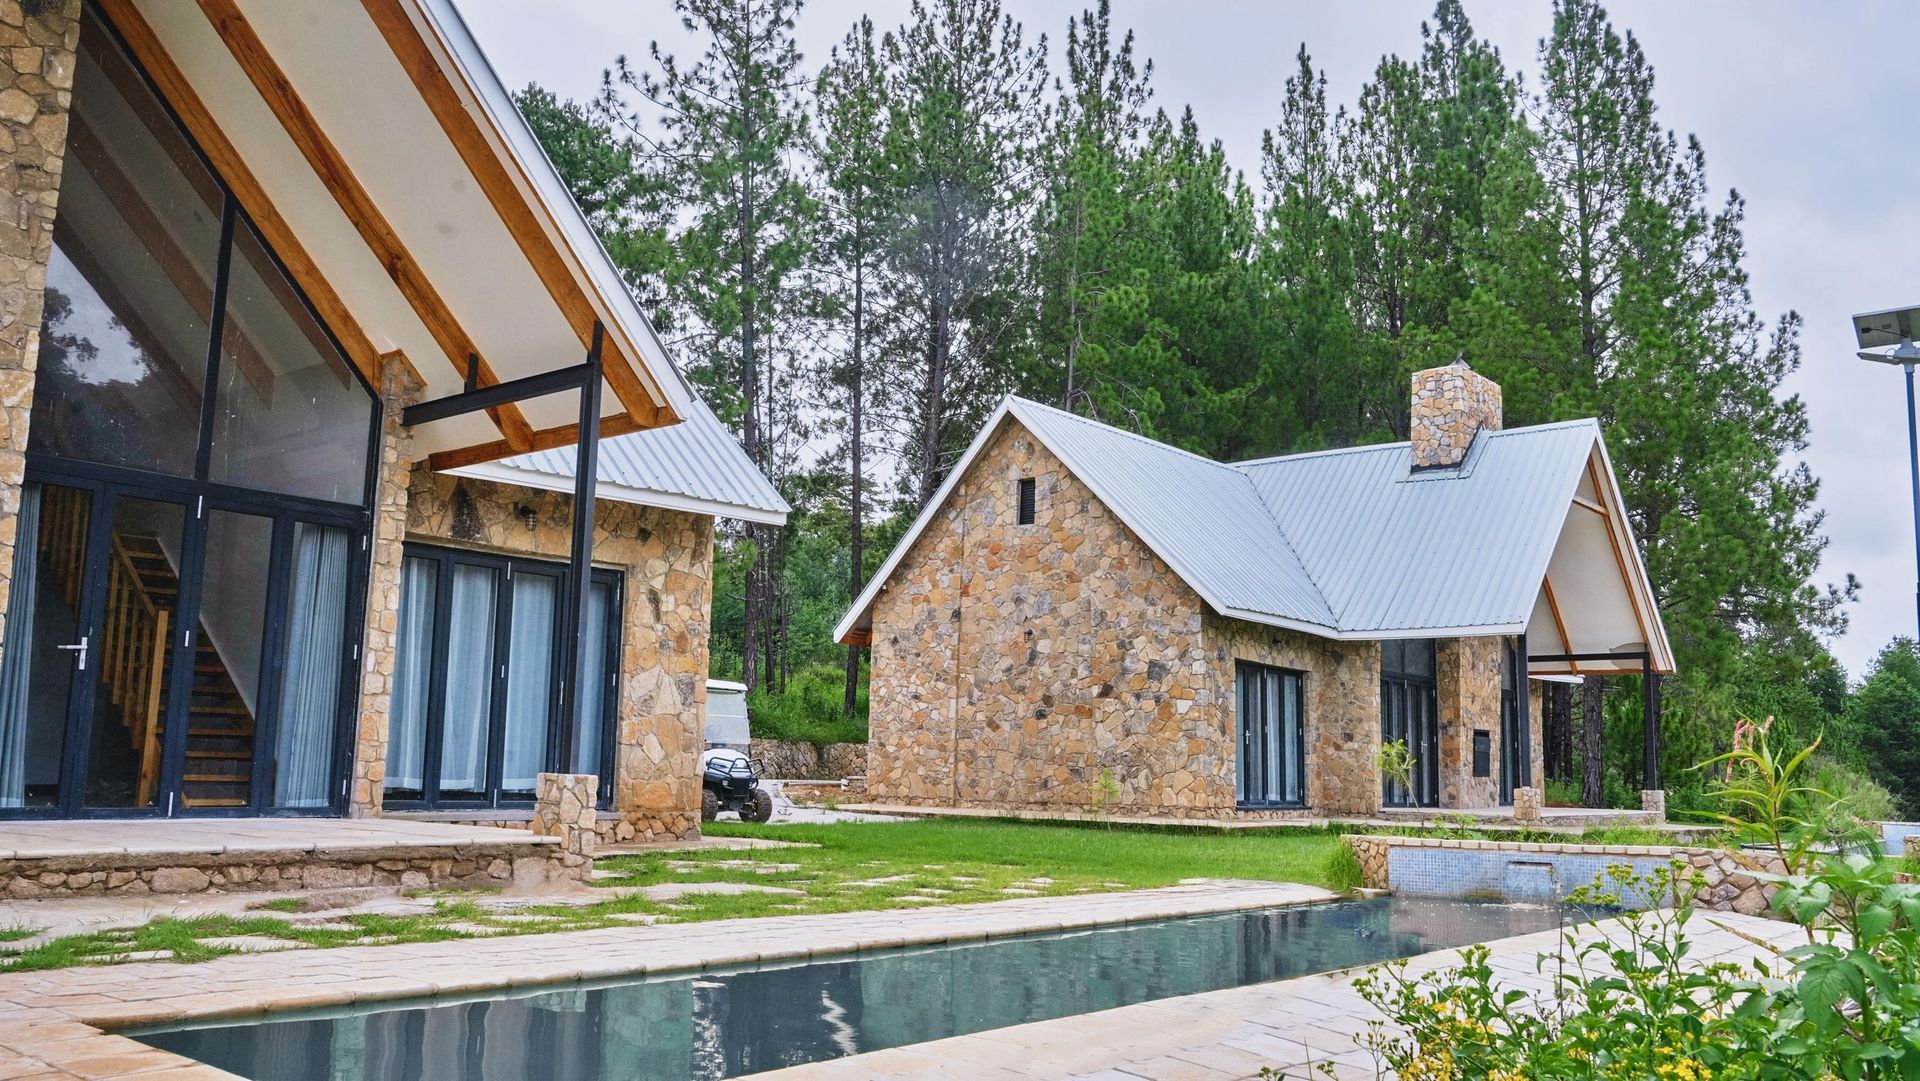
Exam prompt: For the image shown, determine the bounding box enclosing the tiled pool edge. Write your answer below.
[0,880,1340,1081]
[747,910,1811,1080]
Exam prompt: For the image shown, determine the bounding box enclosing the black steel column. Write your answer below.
[560,322,605,771]
[1516,633,1533,788]
[1642,654,1660,790]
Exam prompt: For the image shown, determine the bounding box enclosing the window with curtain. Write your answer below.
[383,545,621,807]
[1235,662,1306,808]
[273,522,350,809]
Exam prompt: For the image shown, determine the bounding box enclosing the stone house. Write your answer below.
[0,0,784,841]
[837,363,1673,819]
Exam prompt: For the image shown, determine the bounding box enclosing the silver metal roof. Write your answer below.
[837,397,1666,657]
[1238,420,1600,634]
[1011,400,1336,629]
[448,392,790,525]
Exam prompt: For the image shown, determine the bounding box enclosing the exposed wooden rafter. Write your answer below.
[1584,455,1663,671]
[95,0,395,388]
[357,0,675,433]
[191,0,533,451]
[1570,493,1607,516]
[1540,577,1578,675]
[426,414,647,473]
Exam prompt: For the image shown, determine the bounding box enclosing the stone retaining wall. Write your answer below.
[752,739,868,780]
[0,842,584,899]
[1346,834,1785,917]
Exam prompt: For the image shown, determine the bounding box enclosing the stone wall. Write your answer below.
[867,419,1224,814]
[751,739,867,780]
[1409,360,1502,469]
[1203,616,1380,816]
[356,470,715,843]
[0,0,77,674]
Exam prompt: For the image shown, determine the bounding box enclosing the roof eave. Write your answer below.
[448,459,789,526]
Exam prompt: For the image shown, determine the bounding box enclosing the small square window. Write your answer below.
[1017,477,1036,524]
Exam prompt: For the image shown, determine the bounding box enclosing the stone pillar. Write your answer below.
[348,356,424,817]
[615,511,713,843]
[1512,785,1542,823]
[534,772,599,858]
[1641,789,1667,823]
[0,0,78,662]
[1436,637,1502,809]
[1906,835,1919,862]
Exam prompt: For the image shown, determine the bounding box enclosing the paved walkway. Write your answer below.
[0,879,1338,1080]
[753,910,1809,1080]
[0,818,550,860]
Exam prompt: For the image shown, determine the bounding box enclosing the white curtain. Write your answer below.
[572,580,613,777]
[274,522,349,808]
[438,564,496,793]
[384,556,436,793]
[501,573,557,793]
[0,484,41,808]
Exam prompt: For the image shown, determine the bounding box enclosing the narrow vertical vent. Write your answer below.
[1017,477,1037,524]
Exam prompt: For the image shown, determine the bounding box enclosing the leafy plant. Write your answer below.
[1090,767,1121,819]
[1691,719,1839,874]
[1376,739,1415,799]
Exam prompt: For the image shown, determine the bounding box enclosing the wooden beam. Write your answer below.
[191,0,532,450]
[1570,494,1607,516]
[1540,577,1578,675]
[358,0,676,430]
[95,0,397,388]
[1584,455,1664,672]
[426,412,646,472]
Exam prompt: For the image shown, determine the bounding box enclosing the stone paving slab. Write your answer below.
[0,879,1339,1080]
[0,819,556,860]
[748,911,1809,1080]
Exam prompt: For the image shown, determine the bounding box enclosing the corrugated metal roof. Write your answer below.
[836,397,1636,646]
[450,392,789,524]
[1237,420,1600,634]
[1009,400,1336,629]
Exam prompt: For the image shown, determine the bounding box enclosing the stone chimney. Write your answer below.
[1409,360,1502,469]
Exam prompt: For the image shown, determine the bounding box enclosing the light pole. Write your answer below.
[1854,306,1920,640]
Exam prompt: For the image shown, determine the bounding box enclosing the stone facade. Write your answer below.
[1409,360,1502,469]
[864,417,1532,819]
[393,471,713,843]
[0,0,76,673]
[1436,636,1502,808]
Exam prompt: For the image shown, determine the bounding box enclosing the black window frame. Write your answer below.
[1498,634,1532,804]
[1016,477,1037,525]
[3,2,380,821]
[382,543,622,811]
[1234,660,1308,810]
[1380,638,1440,808]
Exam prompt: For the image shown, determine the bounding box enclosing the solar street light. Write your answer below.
[1854,305,1920,639]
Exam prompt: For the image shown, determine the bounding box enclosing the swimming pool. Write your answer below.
[136,897,1574,1080]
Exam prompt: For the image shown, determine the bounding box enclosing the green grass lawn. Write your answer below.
[0,820,1354,973]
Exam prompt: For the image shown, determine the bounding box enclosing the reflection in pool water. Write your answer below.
[139,897,1577,1080]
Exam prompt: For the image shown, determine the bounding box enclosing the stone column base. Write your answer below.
[1641,789,1667,822]
[1904,835,1919,861]
[1511,786,1542,823]
[534,772,599,858]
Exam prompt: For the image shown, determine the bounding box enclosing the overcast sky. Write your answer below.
[454,0,1916,680]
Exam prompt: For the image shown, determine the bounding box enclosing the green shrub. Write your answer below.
[1322,839,1365,892]
[746,664,868,745]
[1798,756,1899,824]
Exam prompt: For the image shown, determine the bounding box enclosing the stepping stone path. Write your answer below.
[846,874,916,887]
[197,937,303,953]
[640,882,805,903]
[1000,887,1041,896]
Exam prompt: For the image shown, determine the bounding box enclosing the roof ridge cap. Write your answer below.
[1007,397,1247,475]
[1232,417,1603,469]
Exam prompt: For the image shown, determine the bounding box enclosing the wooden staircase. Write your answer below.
[40,490,256,809]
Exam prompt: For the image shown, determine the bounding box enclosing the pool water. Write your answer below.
[138,897,1575,1080]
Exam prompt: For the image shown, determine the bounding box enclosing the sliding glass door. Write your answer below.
[385,545,620,809]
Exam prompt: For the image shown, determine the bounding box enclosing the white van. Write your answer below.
[704,679,751,751]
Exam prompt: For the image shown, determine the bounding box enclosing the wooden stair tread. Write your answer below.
[185,749,251,760]
[189,705,252,716]
[181,797,247,807]
[181,772,251,783]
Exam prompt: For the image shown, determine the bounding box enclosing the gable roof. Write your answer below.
[836,396,1673,674]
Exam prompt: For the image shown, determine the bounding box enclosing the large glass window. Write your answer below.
[28,15,374,506]
[207,221,372,504]
[385,546,621,808]
[1236,662,1305,808]
[28,17,222,477]
[1381,639,1440,808]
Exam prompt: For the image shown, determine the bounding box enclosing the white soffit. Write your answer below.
[129,0,627,452]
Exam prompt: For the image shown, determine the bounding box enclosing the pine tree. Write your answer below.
[816,16,891,714]
[878,0,1047,504]
[599,0,816,694]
